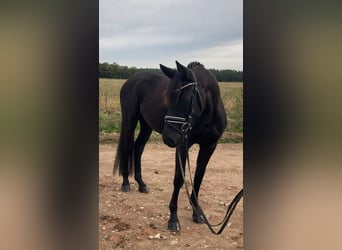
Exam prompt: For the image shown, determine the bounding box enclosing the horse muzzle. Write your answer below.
[162,115,189,147]
[162,136,178,148]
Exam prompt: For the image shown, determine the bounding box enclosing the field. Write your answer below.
[99,78,243,143]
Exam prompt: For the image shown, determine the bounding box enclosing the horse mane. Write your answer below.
[187,61,204,69]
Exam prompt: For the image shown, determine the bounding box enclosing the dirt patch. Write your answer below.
[99,143,243,249]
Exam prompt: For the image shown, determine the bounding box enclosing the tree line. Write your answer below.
[99,62,243,82]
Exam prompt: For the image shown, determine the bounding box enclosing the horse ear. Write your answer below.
[175,61,193,81]
[160,64,176,78]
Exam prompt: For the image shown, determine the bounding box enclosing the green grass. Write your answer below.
[99,78,243,143]
[219,82,243,133]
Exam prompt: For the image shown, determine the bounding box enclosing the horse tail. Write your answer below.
[113,83,137,177]
[113,129,134,175]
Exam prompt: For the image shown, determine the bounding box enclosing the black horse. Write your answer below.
[113,61,227,231]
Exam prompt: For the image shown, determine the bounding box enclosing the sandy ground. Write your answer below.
[99,142,243,249]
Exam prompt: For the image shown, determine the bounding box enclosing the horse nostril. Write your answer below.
[163,137,176,148]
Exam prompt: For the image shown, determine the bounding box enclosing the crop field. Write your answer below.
[99,78,243,143]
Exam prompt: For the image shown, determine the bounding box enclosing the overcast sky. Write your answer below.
[99,0,242,70]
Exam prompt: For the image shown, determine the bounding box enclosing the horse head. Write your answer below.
[160,61,205,147]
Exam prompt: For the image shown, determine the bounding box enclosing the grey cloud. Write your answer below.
[100,0,242,69]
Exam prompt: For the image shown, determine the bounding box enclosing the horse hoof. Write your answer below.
[168,221,181,232]
[192,214,204,224]
[121,184,130,192]
[139,186,149,193]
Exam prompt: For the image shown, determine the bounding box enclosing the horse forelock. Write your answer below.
[163,62,207,107]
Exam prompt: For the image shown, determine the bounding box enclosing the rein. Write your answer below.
[177,137,243,235]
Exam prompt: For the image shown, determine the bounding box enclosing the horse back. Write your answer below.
[120,72,169,133]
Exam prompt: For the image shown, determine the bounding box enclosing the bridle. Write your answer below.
[164,72,243,235]
[164,81,199,137]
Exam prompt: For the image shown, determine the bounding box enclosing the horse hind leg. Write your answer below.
[115,105,139,192]
[118,124,136,192]
[134,118,152,193]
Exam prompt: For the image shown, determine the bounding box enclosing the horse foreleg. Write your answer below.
[191,142,217,223]
[168,171,184,232]
[168,144,187,232]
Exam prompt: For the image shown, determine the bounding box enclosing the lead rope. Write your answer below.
[177,136,243,235]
